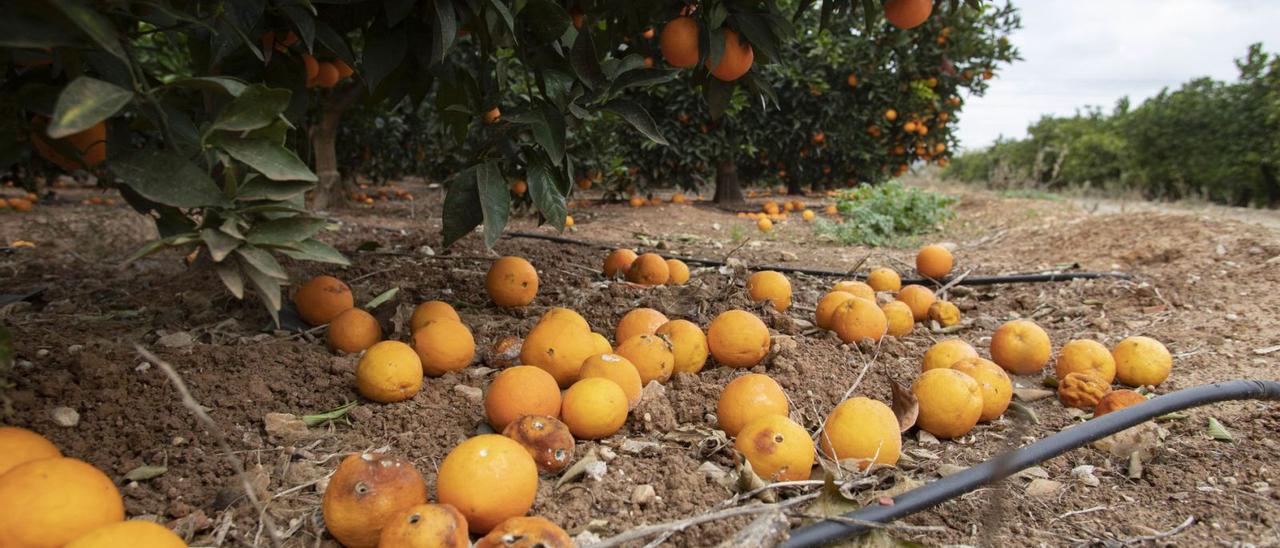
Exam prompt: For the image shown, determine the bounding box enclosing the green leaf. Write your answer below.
[216,261,245,299]
[385,0,416,26]
[528,157,566,231]
[302,401,358,427]
[0,7,86,49]
[314,21,355,64]
[441,166,484,248]
[601,99,669,146]
[235,245,288,280]
[476,161,510,249]
[238,255,283,321]
[200,228,242,262]
[281,6,316,50]
[487,0,515,33]
[211,85,291,132]
[246,217,327,246]
[608,68,678,96]
[215,136,317,181]
[279,239,350,265]
[570,28,606,91]
[1207,417,1234,442]
[236,178,315,201]
[362,24,406,93]
[430,0,457,65]
[168,76,248,97]
[49,0,129,64]
[364,287,399,309]
[124,464,168,482]
[706,77,734,120]
[48,77,132,138]
[519,0,570,45]
[111,149,230,208]
[125,233,198,263]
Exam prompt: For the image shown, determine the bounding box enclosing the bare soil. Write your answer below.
[1,177,1277,547]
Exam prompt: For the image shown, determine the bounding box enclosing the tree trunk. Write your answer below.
[309,85,364,210]
[712,157,744,205]
[786,176,803,196]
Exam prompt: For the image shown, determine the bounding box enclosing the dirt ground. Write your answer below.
[1,176,1277,547]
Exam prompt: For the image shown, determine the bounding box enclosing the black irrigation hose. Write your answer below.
[784,380,1280,548]
[503,231,1133,286]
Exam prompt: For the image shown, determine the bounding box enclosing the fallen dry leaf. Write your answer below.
[890,379,918,433]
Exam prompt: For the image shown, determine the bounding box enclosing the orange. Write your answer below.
[665,259,690,284]
[847,72,858,87]
[475,516,572,548]
[486,257,538,307]
[560,378,628,439]
[818,397,901,468]
[510,179,528,196]
[322,453,430,548]
[802,210,815,221]
[927,300,961,327]
[410,300,460,332]
[327,307,382,354]
[757,217,773,232]
[1112,336,1172,387]
[717,373,789,437]
[537,307,590,332]
[0,458,124,548]
[616,308,669,343]
[484,366,562,430]
[915,244,954,279]
[990,319,1052,374]
[655,319,709,374]
[578,353,643,408]
[356,341,424,403]
[896,284,936,321]
[815,291,857,331]
[707,28,754,81]
[316,62,340,87]
[1055,339,1116,384]
[881,301,915,337]
[746,271,792,312]
[866,268,901,292]
[32,120,107,171]
[884,0,932,29]
[411,319,475,376]
[735,415,814,482]
[303,53,319,82]
[922,338,978,371]
[912,369,983,439]
[1094,390,1147,417]
[377,504,469,548]
[603,249,638,278]
[520,315,595,387]
[1058,372,1111,410]
[294,275,354,326]
[0,426,61,476]
[589,332,612,355]
[436,435,538,534]
[626,253,670,285]
[65,521,185,548]
[484,107,501,124]
[659,17,699,68]
[831,297,888,344]
[951,357,1012,421]
[334,59,355,78]
[706,309,770,368]
[564,215,575,228]
[885,108,898,121]
[615,334,675,385]
[501,415,575,474]
[832,280,876,300]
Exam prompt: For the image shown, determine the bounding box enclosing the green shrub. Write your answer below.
[814,181,956,246]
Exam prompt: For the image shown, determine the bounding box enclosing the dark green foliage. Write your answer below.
[812,180,956,246]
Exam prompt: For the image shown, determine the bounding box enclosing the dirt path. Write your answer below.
[0,180,1277,546]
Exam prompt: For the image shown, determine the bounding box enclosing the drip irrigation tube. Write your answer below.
[784,380,1280,548]
[503,231,1132,286]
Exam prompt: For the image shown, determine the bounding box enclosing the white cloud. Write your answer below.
[956,0,1280,149]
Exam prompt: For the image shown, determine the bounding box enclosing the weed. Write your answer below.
[813,181,956,246]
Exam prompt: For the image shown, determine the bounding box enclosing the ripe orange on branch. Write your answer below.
[884,0,933,29]
[660,17,700,68]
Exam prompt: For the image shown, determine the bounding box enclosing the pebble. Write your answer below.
[698,461,728,483]
[631,484,656,506]
[35,349,49,358]
[156,331,194,348]
[583,460,608,482]
[263,413,310,442]
[1072,465,1100,487]
[1025,478,1064,498]
[66,344,83,354]
[51,406,80,427]
[598,447,617,462]
[452,384,483,404]
[620,439,661,454]
[135,362,151,372]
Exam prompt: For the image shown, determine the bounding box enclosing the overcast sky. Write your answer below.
[956,0,1280,150]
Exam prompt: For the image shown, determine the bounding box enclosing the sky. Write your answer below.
[956,0,1280,150]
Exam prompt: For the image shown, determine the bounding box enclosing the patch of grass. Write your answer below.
[728,223,747,244]
[998,188,1062,201]
[814,181,956,246]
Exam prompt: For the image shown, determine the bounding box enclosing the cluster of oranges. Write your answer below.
[659,14,754,82]
[0,192,38,212]
[350,184,414,205]
[625,192,700,207]
[602,248,690,286]
[259,30,355,89]
[81,195,117,207]
[0,427,187,547]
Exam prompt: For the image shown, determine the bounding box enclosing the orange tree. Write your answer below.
[613,0,1019,203]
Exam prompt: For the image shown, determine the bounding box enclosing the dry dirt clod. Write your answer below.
[452,384,483,404]
[263,412,309,442]
[1025,478,1064,498]
[51,406,79,427]
[156,331,195,348]
[631,484,657,506]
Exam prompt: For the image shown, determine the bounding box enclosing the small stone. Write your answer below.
[171,436,187,446]
[631,484,656,506]
[1015,466,1050,480]
[418,246,435,257]
[916,430,939,445]
[574,532,603,545]
[1253,481,1272,495]
[698,461,728,483]
[263,413,309,442]
[51,406,79,427]
[66,344,83,354]
[16,359,33,370]
[1025,478,1064,498]
[597,447,617,462]
[620,439,661,454]
[135,362,151,372]
[778,250,799,262]
[583,460,608,482]
[156,331,195,348]
[453,384,483,404]
[1072,465,1100,487]
[1013,388,1055,402]
[35,349,49,358]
